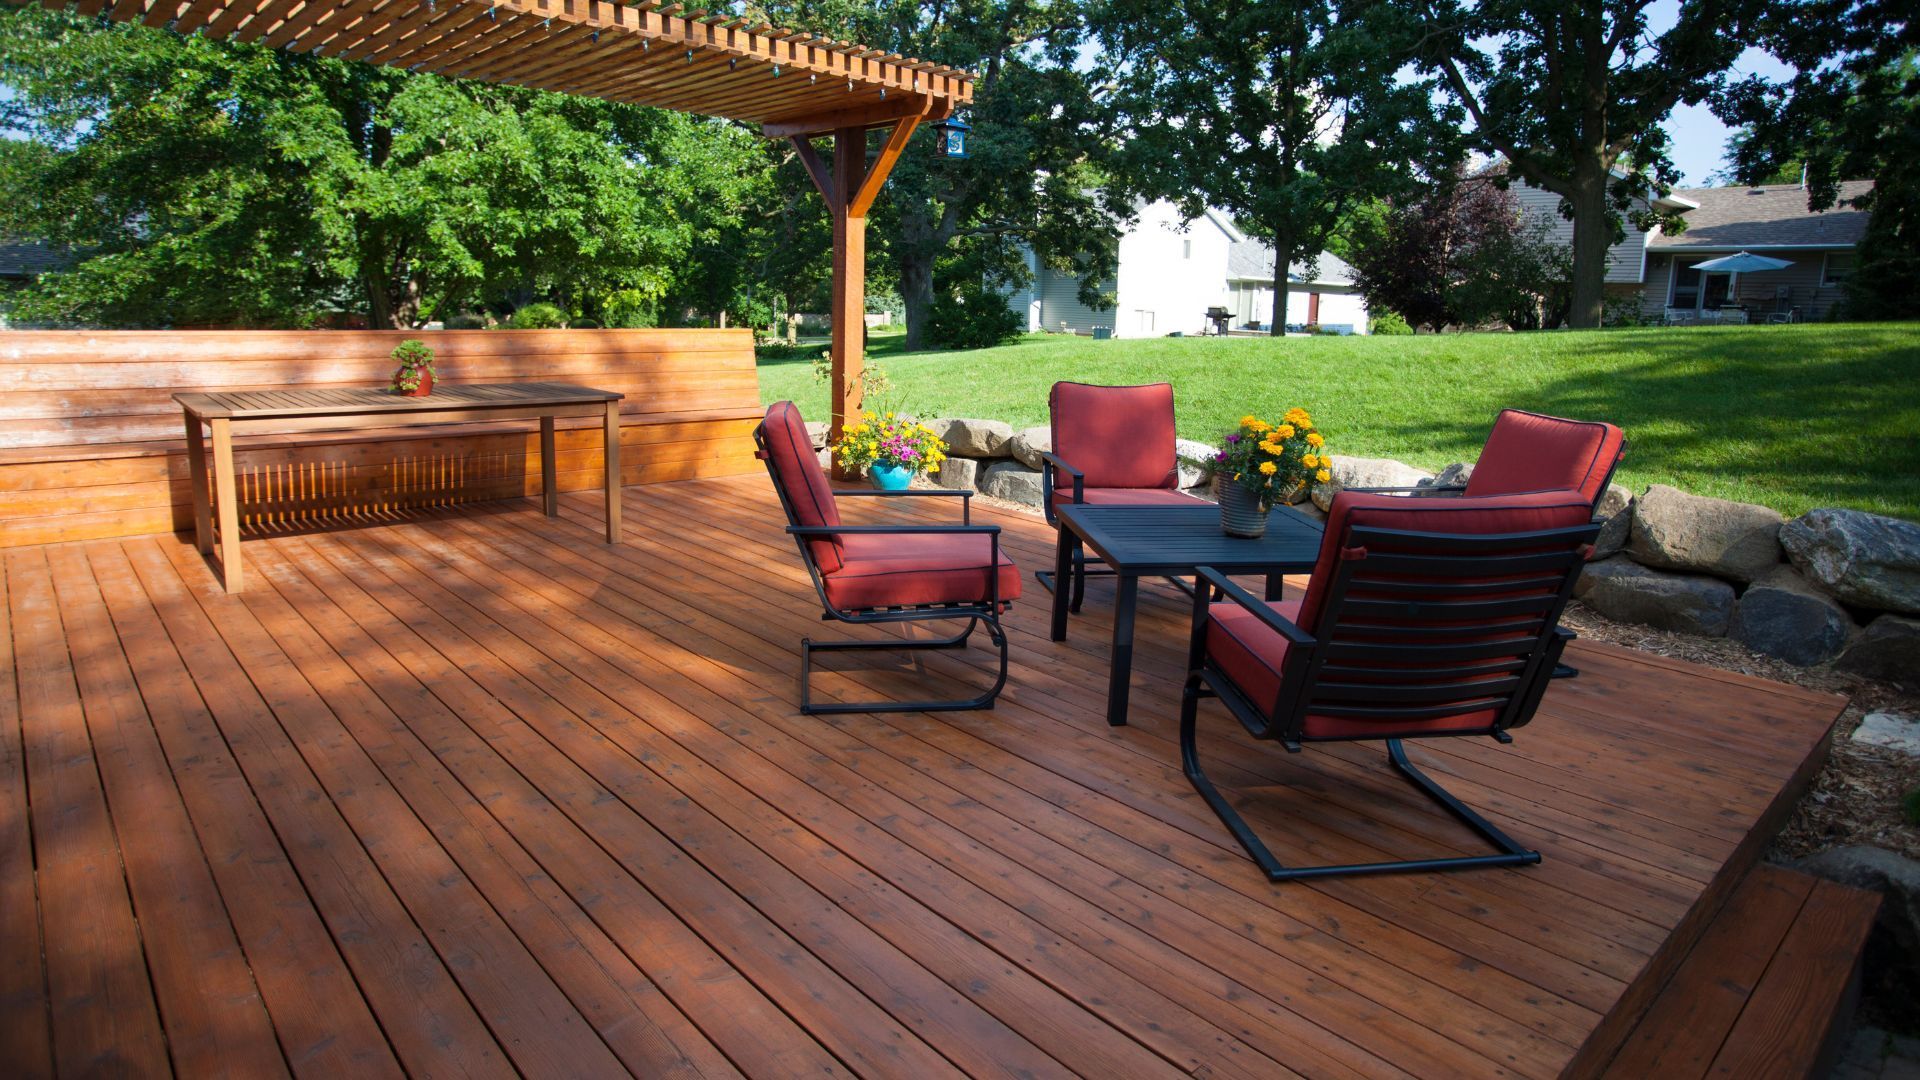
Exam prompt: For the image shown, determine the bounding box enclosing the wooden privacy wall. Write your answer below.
[0,329,763,547]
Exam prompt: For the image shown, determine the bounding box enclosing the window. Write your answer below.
[1822,252,1854,286]
[1670,259,1703,309]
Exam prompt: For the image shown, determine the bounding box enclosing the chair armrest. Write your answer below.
[1342,483,1467,496]
[836,487,970,524]
[1038,450,1085,504]
[1195,566,1318,647]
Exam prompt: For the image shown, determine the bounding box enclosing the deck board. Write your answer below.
[0,473,1847,1078]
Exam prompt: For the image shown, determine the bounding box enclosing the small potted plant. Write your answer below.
[832,412,947,491]
[1197,409,1331,538]
[388,339,436,396]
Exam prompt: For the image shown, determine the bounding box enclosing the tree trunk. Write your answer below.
[1267,221,1295,336]
[1566,172,1611,329]
[900,252,935,351]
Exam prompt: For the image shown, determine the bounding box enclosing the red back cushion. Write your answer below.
[759,401,844,573]
[1464,409,1624,505]
[1049,381,1179,490]
[1295,489,1597,634]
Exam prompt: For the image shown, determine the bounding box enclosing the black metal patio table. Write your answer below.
[1050,502,1324,727]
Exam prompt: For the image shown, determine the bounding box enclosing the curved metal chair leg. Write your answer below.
[800,614,1008,715]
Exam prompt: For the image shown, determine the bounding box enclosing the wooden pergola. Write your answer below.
[53,0,974,453]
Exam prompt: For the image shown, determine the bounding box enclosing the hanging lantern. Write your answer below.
[932,116,972,160]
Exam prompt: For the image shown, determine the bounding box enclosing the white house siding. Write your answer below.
[1109,201,1236,338]
[1227,283,1370,333]
[1639,249,1851,321]
[1507,180,1650,285]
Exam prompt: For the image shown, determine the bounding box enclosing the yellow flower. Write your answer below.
[1302,454,1319,469]
[1240,414,1259,428]
[1258,440,1281,456]
[1316,468,1332,483]
[1275,424,1296,439]
[1258,461,1278,476]
[1306,432,1324,448]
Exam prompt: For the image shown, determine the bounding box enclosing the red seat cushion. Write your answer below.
[760,401,845,573]
[1464,409,1625,505]
[1053,486,1211,509]
[1050,382,1180,491]
[1207,601,1500,738]
[822,533,1024,611]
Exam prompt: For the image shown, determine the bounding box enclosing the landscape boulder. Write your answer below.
[1008,426,1051,470]
[1312,456,1434,511]
[979,461,1044,507]
[932,456,981,492]
[1592,484,1635,560]
[1420,461,1474,494]
[1176,439,1220,490]
[805,421,830,450]
[928,417,1014,458]
[1780,508,1920,616]
[1835,614,1920,684]
[1729,566,1857,665]
[1851,711,1920,756]
[1575,556,1737,636]
[1627,484,1784,584]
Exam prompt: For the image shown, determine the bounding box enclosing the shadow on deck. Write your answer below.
[0,474,1850,1078]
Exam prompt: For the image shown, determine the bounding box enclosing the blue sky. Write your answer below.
[1646,0,1798,186]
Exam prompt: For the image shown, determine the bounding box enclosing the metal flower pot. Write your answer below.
[1217,478,1269,538]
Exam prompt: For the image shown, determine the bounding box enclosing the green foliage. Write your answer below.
[927,287,1024,351]
[1719,14,1919,320]
[1904,787,1920,828]
[759,323,1920,520]
[1409,0,1768,327]
[1092,0,1463,335]
[1368,311,1413,335]
[0,7,767,328]
[506,302,568,329]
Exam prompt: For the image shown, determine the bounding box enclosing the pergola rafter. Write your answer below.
[27,0,975,467]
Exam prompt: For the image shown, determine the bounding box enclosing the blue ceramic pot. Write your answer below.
[870,463,914,491]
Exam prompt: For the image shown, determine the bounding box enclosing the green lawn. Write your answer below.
[758,323,1920,520]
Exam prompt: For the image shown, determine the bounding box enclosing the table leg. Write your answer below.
[210,417,243,593]
[1107,574,1140,726]
[1050,525,1074,642]
[539,416,558,516]
[183,411,212,554]
[1265,572,1285,602]
[603,401,621,543]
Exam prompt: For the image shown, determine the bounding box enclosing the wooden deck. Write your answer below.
[0,473,1848,1078]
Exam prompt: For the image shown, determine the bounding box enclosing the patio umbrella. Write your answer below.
[1689,251,1795,272]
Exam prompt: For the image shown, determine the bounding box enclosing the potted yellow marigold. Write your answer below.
[1199,408,1331,537]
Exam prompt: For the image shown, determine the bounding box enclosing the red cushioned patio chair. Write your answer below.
[1181,488,1600,882]
[1039,381,1210,611]
[755,401,1021,714]
[1355,408,1626,507]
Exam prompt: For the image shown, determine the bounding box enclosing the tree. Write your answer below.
[1347,172,1572,332]
[0,7,766,328]
[1091,0,1462,335]
[1410,0,1767,328]
[1716,2,1920,319]
[758,0,1125,350]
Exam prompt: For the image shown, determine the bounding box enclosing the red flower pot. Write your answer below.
[393,368,433,396]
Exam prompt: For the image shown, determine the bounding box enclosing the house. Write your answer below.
[1005,200,1369,337]
[1506,176,1872,321]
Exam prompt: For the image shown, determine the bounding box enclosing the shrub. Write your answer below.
[1369,311,1413,335]
[506,302,568,329]
[569,317,600,329]
[928,288,1023,350]
[442,312,488,330]
[1904,786,1920,828]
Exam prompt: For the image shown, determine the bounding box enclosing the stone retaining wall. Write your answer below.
[816,417,1920,681]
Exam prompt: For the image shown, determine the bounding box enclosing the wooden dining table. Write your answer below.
[175,382,625,593]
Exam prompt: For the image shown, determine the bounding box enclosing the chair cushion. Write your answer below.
[1208,601,1498,738]
[1464,409,1625,506]
[1053,486,1211,509]
[822,533,1024,611]
[1050,382,1179,490]
[760,401,845,574]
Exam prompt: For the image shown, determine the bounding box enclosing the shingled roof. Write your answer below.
[1225,240,1358,286]
[1649,181,1874,250]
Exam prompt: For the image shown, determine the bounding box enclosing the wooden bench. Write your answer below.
[0,328,764,548]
